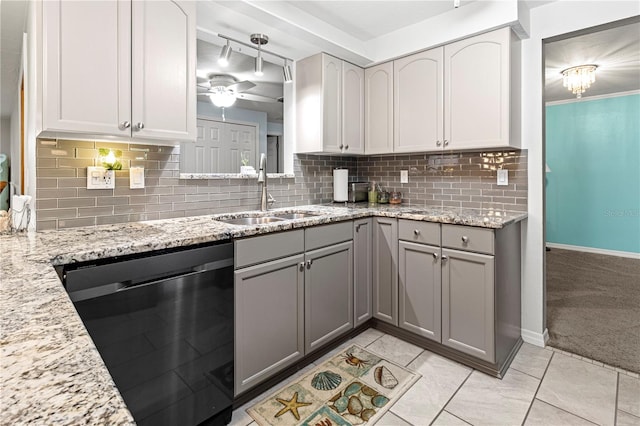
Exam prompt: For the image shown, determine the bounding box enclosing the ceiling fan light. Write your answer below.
[255,55,264,77]
[283,63,293,83]
[209,86,236,108]
[218,42,232,67]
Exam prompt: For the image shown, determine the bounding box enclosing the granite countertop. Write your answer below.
[0,204,526,424]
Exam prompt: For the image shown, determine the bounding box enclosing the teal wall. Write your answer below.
[546,94,640,253]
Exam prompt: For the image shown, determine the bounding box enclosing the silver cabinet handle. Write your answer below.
[414,229,421,235]
[444,139,449,146]
[120,121,131,130]
[306,259,313,269]
[355,223,362,232]
[436,140,442,146]
[432,252,439,260]
[299,262,305,271]
[441,254,448,262]
[135,122,145,131]
[461,236,469,243]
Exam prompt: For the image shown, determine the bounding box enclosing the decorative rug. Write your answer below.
[248,344,420,426]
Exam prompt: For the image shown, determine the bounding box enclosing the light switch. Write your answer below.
[130,167,145,189]
[87,166,115,189]
[400,170,409,184]
[497,169,509,186]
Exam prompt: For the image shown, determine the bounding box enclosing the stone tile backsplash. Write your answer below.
[35,138,526,230]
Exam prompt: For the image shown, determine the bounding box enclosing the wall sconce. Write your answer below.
[98,148,123,170]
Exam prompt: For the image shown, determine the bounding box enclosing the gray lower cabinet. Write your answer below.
[353,218,373,327]
[441,248,495,362]
[398,241,442,342]
[304,241,354,353]
[372,217,398,325]
[234,253,305,396]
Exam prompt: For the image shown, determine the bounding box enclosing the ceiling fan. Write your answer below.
[197,74,279,107]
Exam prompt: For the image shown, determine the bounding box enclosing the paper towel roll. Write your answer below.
[333,169,348,202]
[11,195,32,231]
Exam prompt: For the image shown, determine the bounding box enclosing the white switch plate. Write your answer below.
[130,167,145,189]
[497,169,509,186]
[87,166,115,189]
[400,170,409,184]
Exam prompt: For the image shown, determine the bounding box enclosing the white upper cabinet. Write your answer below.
[394,47,443,153]
[41,0,196,143]
[444,27,520,150]
[365,62,394,155]
[296,53,364,154]
[342,62,365,154]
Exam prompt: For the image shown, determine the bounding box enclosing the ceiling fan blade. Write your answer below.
[236,92,278,103]
[228,80,256,92]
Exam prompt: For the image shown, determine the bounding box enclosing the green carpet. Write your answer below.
[248,344,420,426]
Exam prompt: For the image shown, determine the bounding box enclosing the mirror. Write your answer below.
[180,38,286,175]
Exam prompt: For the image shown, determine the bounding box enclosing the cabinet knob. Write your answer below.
[414,229,421,235]
[344,145,349,150]
[461,236,469,243]
[441,254,449,262]
[339,144,344,150]
[299,262,305,271]
[135,122,145,131]
[443,139,449,146]
[432,252,439,260]
[436,140,442,146]
[120,121,131,130]
[306,259,313,269]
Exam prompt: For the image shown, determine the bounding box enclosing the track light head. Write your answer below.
[283,63,292,83]
[255,55,264,77]
[218,41,232,67]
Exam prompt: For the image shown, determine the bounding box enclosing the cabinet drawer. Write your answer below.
[305,221,353,251]
[235,230,304,269]
[398,219,440,245]
[442,225,494,255]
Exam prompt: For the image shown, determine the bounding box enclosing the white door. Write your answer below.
[365,62,394,154]
[131,0,196,142]
[227,123,258,172]
[322,54,342,153]
[394,48,443,153]
[444,28,511,150]
[342,62,365,154]
[42,0,131,136]
[186,119,223,173]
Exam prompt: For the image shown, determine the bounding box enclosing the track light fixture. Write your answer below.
[283,60,293,83]
[218,40,232,67]
[251,33,268,77]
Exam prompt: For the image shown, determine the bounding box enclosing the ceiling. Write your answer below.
[545,20,640,102]
[0,0,28,120]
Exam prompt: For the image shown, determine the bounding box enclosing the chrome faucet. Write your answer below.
[257,153,273,211]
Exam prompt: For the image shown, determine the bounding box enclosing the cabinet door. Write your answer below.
[394,48,443,153]
[353,219,372,327]
[131,0,196,142]
[342,62,365,154]
[322,54,342,153]
[365,62,394,154]
[399,241,441,342]
[42,0,131,136]
[444,28,510,150]
[441,248,495,362]
[235,254,304,396]
[372,217,398,325]
[305,241,354,354]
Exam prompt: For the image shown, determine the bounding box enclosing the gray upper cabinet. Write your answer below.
[234,253,305,396]
[304,241,354,354]
[398,241,442,342]
[353,218,373,327]
[372,217,398,325]
[441,248,495,363]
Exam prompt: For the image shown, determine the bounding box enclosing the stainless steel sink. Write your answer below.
[216,216,285,225]
[271,212,321,220]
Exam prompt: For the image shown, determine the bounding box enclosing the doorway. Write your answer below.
[266,135,282,173]
[543,17,640,373]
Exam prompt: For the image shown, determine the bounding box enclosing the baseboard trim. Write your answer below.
[521,328,549,347]
[546,243,640,259]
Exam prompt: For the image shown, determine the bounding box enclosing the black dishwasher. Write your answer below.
[61,242,234,426]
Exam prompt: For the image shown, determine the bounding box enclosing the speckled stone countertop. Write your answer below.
[0,204,525,424]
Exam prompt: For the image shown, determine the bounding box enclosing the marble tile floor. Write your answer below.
[230,329,640,426]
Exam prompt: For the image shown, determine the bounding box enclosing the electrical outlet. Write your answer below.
[400,170,409,184]
[87,166,115,189]
[130,167,145,189]
[497,169,509,186]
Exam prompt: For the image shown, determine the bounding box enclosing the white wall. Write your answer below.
[519,0,640,346]
[0,118,10,157]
